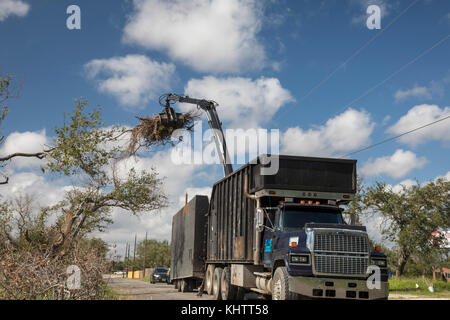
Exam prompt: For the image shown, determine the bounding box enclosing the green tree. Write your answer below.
[79,238,109,259]
[41,99,168,257]
[362,179,450,276]
[135,239,171,268]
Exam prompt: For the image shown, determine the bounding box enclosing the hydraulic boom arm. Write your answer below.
[163,94,233,176]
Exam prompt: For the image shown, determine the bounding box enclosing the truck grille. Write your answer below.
[314,255,368,275]
[312,231,369,276]
[314,232,369,253]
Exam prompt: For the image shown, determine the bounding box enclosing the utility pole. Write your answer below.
[132,235,137,279]
[143,231,147,276]
[124,243,129,278]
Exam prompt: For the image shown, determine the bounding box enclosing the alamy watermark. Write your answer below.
[366,265,382,290]
[366,5,381,30]
[66,5,81,30]
[170,121,280,175]
[66,265,81,290]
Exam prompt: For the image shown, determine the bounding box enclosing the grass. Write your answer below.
[99,286,121,300]
[388,277,450,299]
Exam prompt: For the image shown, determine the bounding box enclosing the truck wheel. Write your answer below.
[181,279,192,292]
[220,267,237,300]
[212,267,223,300]
[205,265,215,295]
[235,287,246,300]
[272,267,298,300]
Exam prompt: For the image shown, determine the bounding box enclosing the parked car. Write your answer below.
[150,267,168,284]
[113,271,125,275]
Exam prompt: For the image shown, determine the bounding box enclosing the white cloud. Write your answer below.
[281,108,374,157]
[182,76,293,129]
[436,171,450,181]
[0,129,49,168]
[84,55,175,108]
[0,171,72,209]
[394,86,432,102]
[123,0,266,73]
[97,149,214,253]
[387,104,450,146]
[390,179,417,194]
[394,82,444,102]
[360,149,427,179]
[0,0,29,22]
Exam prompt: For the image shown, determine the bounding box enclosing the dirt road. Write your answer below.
[104,276,213,300]
[105,276,448,300]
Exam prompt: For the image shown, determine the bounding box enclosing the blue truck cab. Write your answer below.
[259,202,389,299]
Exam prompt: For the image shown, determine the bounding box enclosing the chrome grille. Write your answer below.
[314,255,368,275]
[314,232,369,253]
[312,231,369,276]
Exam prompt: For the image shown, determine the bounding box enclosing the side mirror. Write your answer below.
[255,208,264,232]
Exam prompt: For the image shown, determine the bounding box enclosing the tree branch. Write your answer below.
[0,151,46,162]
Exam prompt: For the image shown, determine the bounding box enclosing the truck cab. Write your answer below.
[258,202,389,300]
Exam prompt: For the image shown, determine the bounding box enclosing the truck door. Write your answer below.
[262,209,277,267]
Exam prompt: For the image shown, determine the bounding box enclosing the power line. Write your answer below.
[339,33,450,112]
[274,0,420,122]
[339,115,450,158]
[297,0,420,104]
[314,32,449,129]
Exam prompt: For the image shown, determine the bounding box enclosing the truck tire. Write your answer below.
[181,279,192,292]
[235,287,246,300]
[205,265,215,295]
[220,267,237,300]
[272,267,298,300]
[212,267,223,300]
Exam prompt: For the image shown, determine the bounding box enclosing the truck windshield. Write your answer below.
[281,207,343,229]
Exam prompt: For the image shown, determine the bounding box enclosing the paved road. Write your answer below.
[104,276,214,300]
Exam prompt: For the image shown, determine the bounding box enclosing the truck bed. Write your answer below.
[207,155,357,264]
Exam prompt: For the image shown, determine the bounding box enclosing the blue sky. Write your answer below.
[1,0,449,250]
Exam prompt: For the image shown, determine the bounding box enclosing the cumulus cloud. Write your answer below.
[96,149,214,254]
[360,149,427,179]
[182,76,293,129]
[394,86,432,102]
[387,104,450,146]
[281,108,374,157]
[394,81,444,102]
[0,171,72,210]
[0,0,29,22]
[0,129,49,168]
[84,55,175,108]
[123,0,266,73]
[436,171,450,181]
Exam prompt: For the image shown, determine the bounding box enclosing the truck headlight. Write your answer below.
[290,254,310,265]
[371,259,387,267]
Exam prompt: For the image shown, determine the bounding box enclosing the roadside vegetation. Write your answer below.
[0,73,168,299]
[346,179,450,279]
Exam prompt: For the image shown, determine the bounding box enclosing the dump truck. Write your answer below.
[170,155,389,300]
[163,93,388,300]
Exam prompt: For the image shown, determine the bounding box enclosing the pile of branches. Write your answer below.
[0,241,110,300]
[126,110,199,156]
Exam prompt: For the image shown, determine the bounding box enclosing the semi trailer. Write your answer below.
[170,155,389,300]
